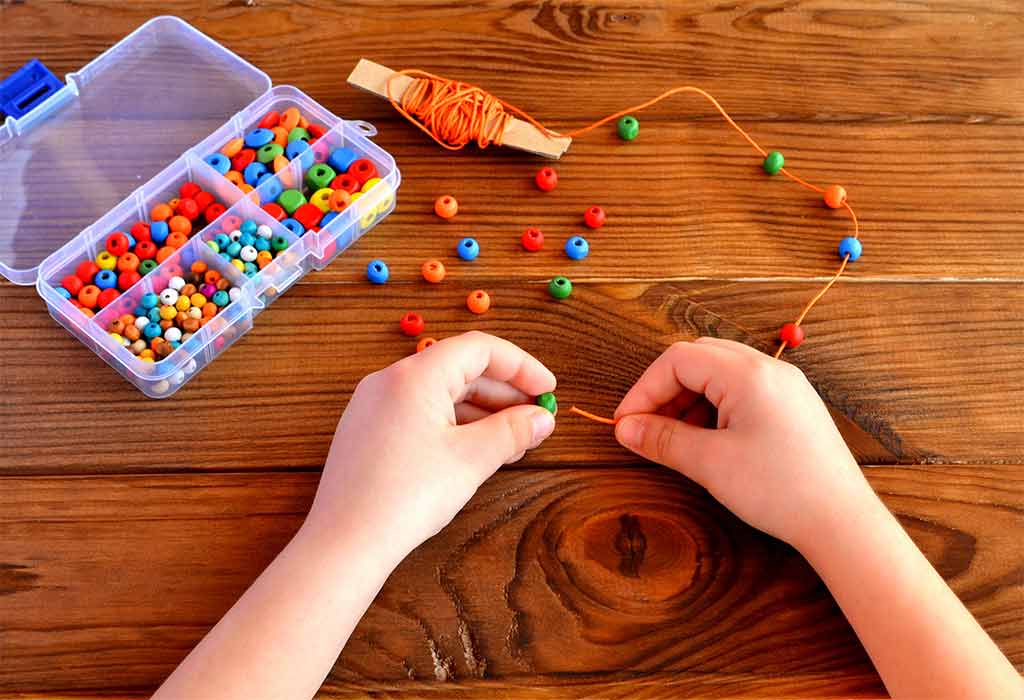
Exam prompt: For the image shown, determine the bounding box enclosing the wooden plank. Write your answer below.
[0,467,1020,696]
[1,280,1021,474]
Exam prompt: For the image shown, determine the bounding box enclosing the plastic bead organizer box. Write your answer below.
[0,17,400,397]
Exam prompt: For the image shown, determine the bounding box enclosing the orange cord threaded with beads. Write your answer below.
[385,69,862,414]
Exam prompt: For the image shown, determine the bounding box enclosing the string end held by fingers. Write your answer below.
[569,406,619,426]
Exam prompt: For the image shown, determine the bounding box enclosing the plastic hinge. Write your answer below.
[0,59,63,120]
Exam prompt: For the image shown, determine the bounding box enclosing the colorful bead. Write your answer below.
[257,143,284,164]
[521,227,544,251]
[243,162,269,187]
[293,203,324,230]
[400,311,425,337]
[278,189,306,214]
[367,259,389,284]
[548,276,572,299]
[458,237,480,261]
[535,166,558,192]
[824,185,847,209]
[467,289,490,314]
[96,288,119,308]
[327,147,357,173]
[348,159,378,185]
[583,205,606,229]
[204,153,230,174]
[616,115,639,141]
[305,164,336,191]
[434,195,458,219]
[565,236,589,260]
[309,188,334,213]
[779,322,805,348]
[106,232,131,257]
[416,337,437,353]
[421,259,446,283]
[536,391,557,415]
[763,151,784,175]
[149,221,170,244]
[94,269,118,290]
[139,259,158,275]
[838,237,862,261]
[61,274,84,296]
[244,128,275,148]
[330,174,361,194]
[287,127,310,143]
[280,219,304,236]
[95,251,117,271]
[76,260,100,283]
[285,140,314,169]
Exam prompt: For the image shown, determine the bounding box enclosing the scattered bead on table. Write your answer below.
[548,276,572,299]
[616,115,639,141]
[457,237,480,261]
[535,166,558,192]
[421,259,446,283]
[400,311,425,337]
[467,289,490,314]
[565,235,590,260]
[367,259,390,284]
[434,195,458,219]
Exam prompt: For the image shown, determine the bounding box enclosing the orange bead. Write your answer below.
[416,337,437,353]
[824,184,847,209]
[168,198,180,211]
[272,155,290,173]
[150,202,173,222]
[202,302,218,318]
[220,137,244,158]
[421,259,446,283]
[467,289,490,314]
[204,270,221,285]
[156,246,176,263]
[434,195,458,219]
[168,215,192,236]
[297,115,309,129]
[166,231,189,249]
[271,126,289,147]
[328,189,351,212]
[225,170,244,187]
[280,107,301,131]
[190,260,208,276]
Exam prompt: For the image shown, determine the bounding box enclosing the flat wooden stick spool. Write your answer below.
[346,59,572,159]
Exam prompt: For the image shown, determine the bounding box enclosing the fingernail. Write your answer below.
[616,415,644,448]
[530,409,556,447]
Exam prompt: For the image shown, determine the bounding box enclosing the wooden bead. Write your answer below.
[421,259,446,283]
[434,195,458,219]
[824,185,847,209]
[416,337,437,353]
[467,289,491,314]
[400,312,425,337]
[779,322,805,348]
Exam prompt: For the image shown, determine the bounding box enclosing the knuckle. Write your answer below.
[651,419,680,462]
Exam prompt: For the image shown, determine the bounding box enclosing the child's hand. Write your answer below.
[614,337,869,550]
[306,331,556,564]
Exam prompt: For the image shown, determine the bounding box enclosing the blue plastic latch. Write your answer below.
[0,59,63,120]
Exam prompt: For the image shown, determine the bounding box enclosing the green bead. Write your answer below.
[206,240,220,254]
[257,143,284,164]
[277,189,307,214]
[763,150,784,175]
[616,115,639,141]
[536,392,557,415]
[139,259,157,275]
[287,127,310,143]
[271,235,291,252]
[304,163,336,191]
[548,276,572,299]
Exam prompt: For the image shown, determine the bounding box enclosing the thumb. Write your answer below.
[615,413,718,485]
[455,404,556,473]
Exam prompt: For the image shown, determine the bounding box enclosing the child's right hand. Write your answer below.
[614,337,872,551]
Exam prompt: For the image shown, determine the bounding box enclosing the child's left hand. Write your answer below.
[305,331,557,565]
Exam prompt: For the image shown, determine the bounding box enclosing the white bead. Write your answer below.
[229,229,243,242]
[131,339,147,354]
[228,287,241,303]
[170,370,186,386]
[239,245,258,262]
[168,276,186,291]
[135,315,150,329]
[256,224,273,240]
[188,306,202,319]
[184,358,198,373]
[159,288,179,306]
[163,327,182,343]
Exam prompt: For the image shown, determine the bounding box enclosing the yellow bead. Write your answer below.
[95,251,117,270]
[310,188,334,213]
[159,305,176,320]
[175,296,191,311]
[350,192,363,203]
[361,177,381,193]
[190,293,207,307]
[140,355,154,363]
[231,259,245,272]
[109,332,124,345]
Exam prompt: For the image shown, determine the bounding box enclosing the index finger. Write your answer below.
[614,341,744,418]
[418,331,556,400]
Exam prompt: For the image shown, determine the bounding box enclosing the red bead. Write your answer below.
[61,274,84,296]
[106,232,131,257]
[307,123,327,141]
[96,287,120,309]
[193,191,215,214]
[583,205,606,229]
[399,311,425,337]
[262,202,287,221]
[204,203,226,224]
[293,203,324,230]
[535,166,558,192]
[347,158,378,185]
[76,260,100,284]
[231,149,256,172]
[330,174,361,193]
[779,323,805,348]
[258,111,280,129]
[118,270,141,291]
[179,181,202,199]
[176,197,200,221]
[134,240,158,260]
[130,221,151,242]
[521,227,544,251]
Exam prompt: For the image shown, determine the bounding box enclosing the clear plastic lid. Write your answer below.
[0,16,270,284]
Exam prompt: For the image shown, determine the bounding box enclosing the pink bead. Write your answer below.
[201,283,217,298]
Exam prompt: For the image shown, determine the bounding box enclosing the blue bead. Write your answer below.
[150,221,169,245]
[143,322,163,340]
[134,305,147,316]
[280,218,304,236]
[243,162,269,187]
[838,237,862,262]
[244,262,258,277]
[367,259,389,284]
[240,220,258,236]
[220,252,232,262]
[56,286,71,300]
[254,236,270,252]
[259,176,283,203]
[457,237,480,261]
[565,235,589,260]
[327,147,358,174]
[169,340,181,350]
[238,232,256,248]
[320,211,340,227]
[147,307,162,323]
[141,292,159,309]
[285,140,314,169]
[212,290,230,307]
[94,269,118,289]
[214,233,231,250]
[204,153,231,174]
[226,241,242,257]
[244,128,275,148]
[124,232,136,249]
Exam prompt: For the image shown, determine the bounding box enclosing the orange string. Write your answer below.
[569,406,619,425]
[384,70,862,397]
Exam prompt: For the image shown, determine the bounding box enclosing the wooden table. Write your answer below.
[1,2,1021,697]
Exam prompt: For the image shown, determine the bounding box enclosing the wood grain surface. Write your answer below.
[1,0,1022,698]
